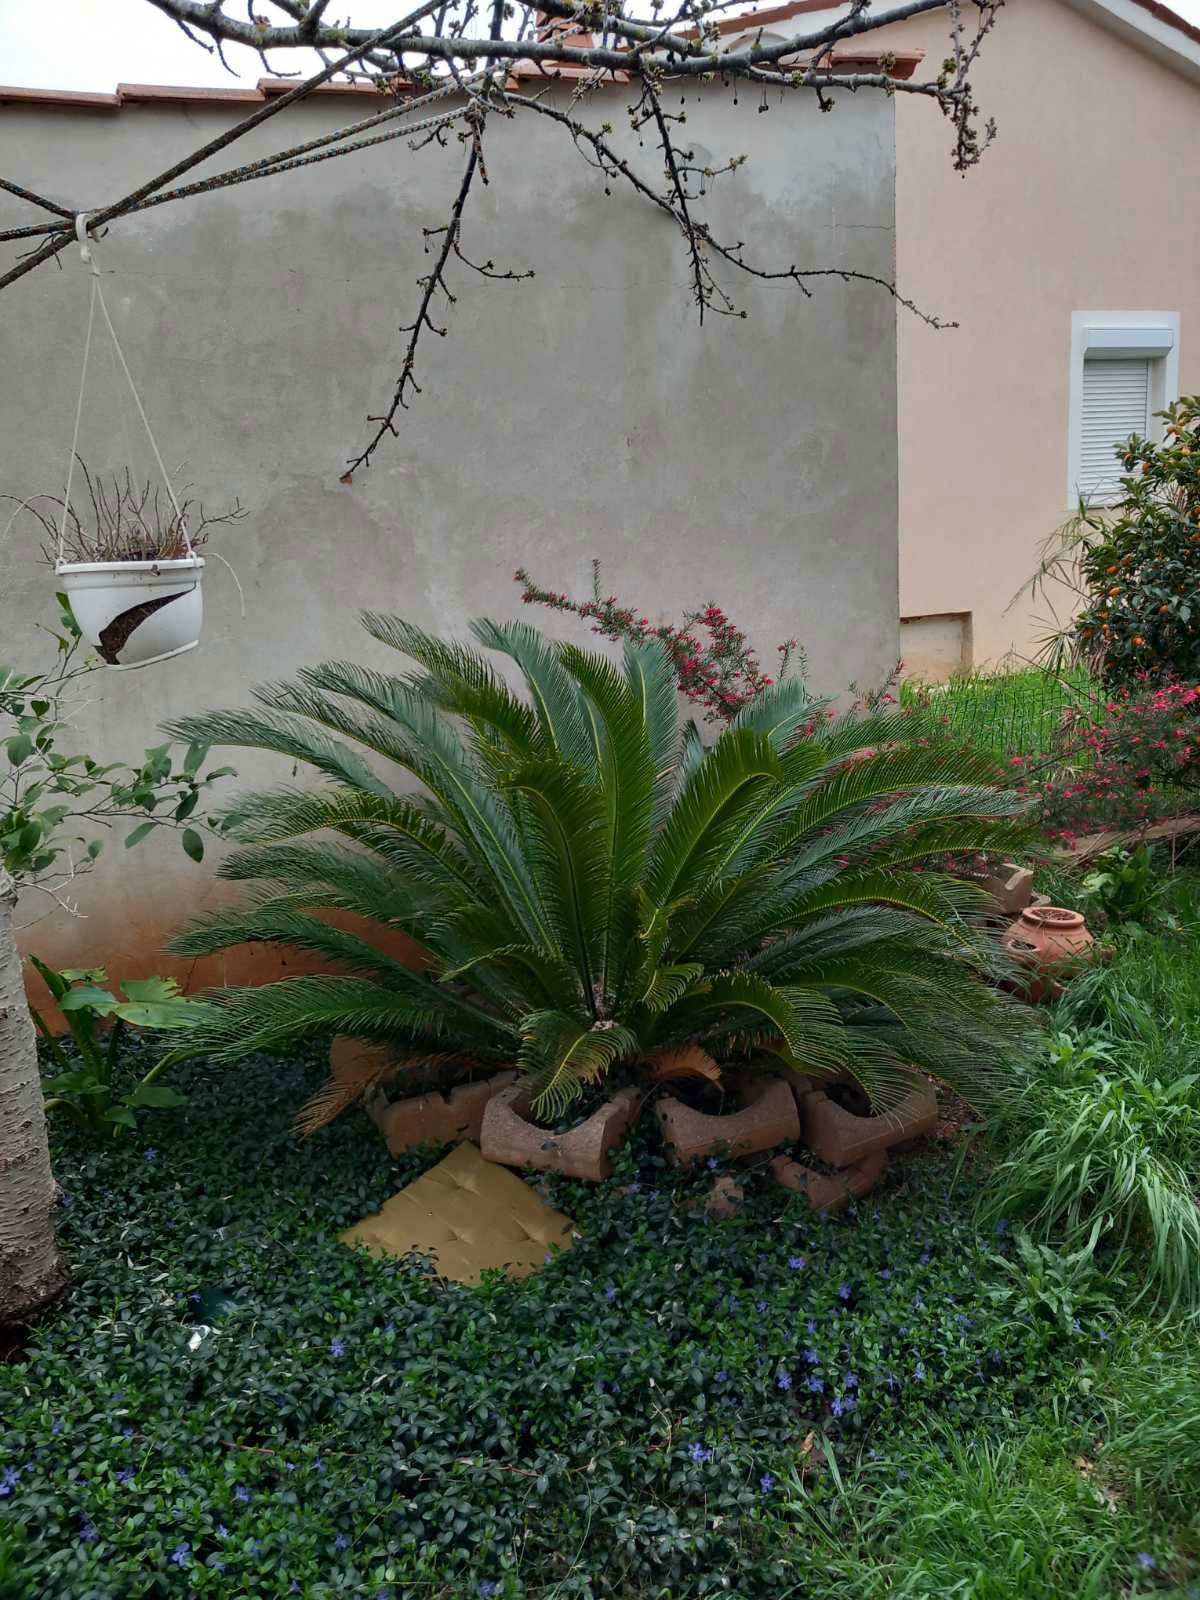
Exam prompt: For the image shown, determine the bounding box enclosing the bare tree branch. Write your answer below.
[0,0,1000,467]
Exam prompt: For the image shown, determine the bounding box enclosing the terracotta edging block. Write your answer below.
[706,1174,745,1218]
[768,1149,888,1212]
[797,1073,937,1168]
[988,861,1035,917]
[373,1069,517,1154]
[480,1083,642,1182]
[656,1075,800,1167]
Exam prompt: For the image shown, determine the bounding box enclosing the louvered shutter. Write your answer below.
[1079,356,1150,500]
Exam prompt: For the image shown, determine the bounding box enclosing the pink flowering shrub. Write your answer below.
[1033,677,1200,847]
[514,564,803,722]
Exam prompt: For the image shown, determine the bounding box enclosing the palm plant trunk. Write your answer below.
[0,868,69,1328]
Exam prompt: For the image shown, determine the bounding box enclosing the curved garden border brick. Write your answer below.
[367,1069,517,1155]
[480,1083,643,1182]
[791,1071,938,1167]
[768,1149,888,1211]
[656,1075,800,1167]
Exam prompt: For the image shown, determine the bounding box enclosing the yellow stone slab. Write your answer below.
[340,1141,576,1285]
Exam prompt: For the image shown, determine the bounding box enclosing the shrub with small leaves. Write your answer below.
[1067,396,1200,685]
[1,600,234,900]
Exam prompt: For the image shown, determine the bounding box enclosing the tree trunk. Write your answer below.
[0,868,69,1327]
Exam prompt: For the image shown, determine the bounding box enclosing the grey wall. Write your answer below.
[0,82,899,978]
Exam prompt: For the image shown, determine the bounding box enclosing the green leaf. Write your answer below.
[125,821,160,848]
[5,733,33,766]
[120,976,184,1005]
[183,741,210,777]
[60,986,119,1016]
[43,1069,103,1095]
[181,827,204,863]
[174,790,199,822]
[114,998,212,1030]
[28,954,71,1001]
[103,1107,139,1129]
[128,1083,187,1108]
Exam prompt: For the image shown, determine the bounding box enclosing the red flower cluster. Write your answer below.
[1032,676,1200,846]
[513,566,805,722]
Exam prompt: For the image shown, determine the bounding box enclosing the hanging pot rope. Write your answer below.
[57,214,193,567]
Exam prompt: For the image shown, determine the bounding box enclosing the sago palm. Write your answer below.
[167,616,1036,1127]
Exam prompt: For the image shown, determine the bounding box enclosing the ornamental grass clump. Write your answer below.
[165,616,1037,1129]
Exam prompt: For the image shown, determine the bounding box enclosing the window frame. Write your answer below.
[1066,311,1180,510]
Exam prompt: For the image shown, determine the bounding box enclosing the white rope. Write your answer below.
[56,218,99,567]
[60,214,194,564]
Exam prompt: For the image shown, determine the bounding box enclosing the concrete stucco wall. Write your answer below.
[867,0,1200,666]
[0,82,899,985]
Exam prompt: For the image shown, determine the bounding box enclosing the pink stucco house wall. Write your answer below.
[718,0,1200,675]
[881,0,1200,674]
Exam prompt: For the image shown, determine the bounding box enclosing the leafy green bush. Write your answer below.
[1078,845,1164,927]
[0,1043,1087,1599]
[30,957,209,1135]
[1031,395,1200,685]
[1,606,232,896]
[1102,1333,1200,1508]
[165,616,1035,1126]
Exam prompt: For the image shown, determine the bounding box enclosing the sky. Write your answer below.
[1,0,1198,91]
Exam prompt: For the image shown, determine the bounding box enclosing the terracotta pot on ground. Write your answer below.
[791,1070,938,1169]
[480,1083,642,1182]
[656,1074,800,1166]
[1003,905,1095,1000]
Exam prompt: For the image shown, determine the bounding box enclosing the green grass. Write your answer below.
[779,1423,1176,1599]
[1102,1330,1200,1510]
[981,869,1200,1317]
[901,665,1096,759]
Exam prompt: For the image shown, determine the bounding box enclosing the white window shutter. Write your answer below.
[1079,357,1150,500]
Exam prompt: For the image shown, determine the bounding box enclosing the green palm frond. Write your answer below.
[622,638,680,825]
[638,962,706,1012]
[222,786,482,897]
[648,728,783,903]
[731,676,830,747]
[166,706,390,796]
[171,617,1037,1126]
[503,757,609,1004]
[557,642,661,996]
[517,1011,640,1120]
[471,618,595,772]
[185,974,515,1062]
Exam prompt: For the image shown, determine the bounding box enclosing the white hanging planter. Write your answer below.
[56,555,205,670]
